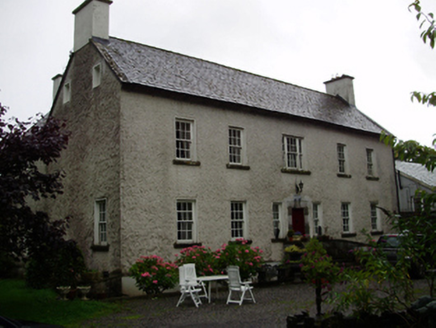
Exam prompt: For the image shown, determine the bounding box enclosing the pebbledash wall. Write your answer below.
[45,0,398,296]
[118,88,397,273]
[49,43,122,280]
[49,42,398,296]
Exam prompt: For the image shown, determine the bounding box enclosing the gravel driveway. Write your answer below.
[82,279,429,328]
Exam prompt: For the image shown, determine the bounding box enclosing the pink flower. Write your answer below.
[141,272,151,277]
[153,280,158,284]
[245,250,249,253]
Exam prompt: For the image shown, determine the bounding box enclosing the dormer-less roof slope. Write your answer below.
[396,160,436,189]
[92,37,384,134]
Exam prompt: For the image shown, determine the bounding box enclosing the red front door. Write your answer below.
[292,208,305,235]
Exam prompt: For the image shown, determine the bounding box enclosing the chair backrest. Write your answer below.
[178,265,186,286]
[184,263,198,286]
[227,266,242,289]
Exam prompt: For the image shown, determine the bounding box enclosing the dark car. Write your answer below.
[376,234,426,278]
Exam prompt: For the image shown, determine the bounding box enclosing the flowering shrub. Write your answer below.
[300,238,342,315]
[301,238,341,289]
[176,241,264,279]
[129,255,178,295]
[215,239,264,280]
[284,244,305,253]
[175,245,219,276]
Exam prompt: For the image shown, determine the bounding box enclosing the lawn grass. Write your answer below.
[0,279,123,327]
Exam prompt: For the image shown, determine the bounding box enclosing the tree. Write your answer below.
[380,1,436,297]
[409,0,436,108]
[0,102,69,263]
[382,2,436,169]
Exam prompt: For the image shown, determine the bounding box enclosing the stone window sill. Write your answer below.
[370,230,384,236]
[366,176,380,181]
[226,164,250,170]
[91,244,110,252]
[173,159,201,166]
[281,168,311,175]
[337,173,352,178]
[341,232,357,238]
[173,242,202,249]
[271,238,287,243]
[229,239,253,245]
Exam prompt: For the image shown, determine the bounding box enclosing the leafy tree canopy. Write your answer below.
[382,2,436,170]
[0,103,69,261]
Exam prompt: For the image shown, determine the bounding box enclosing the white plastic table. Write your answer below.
[197,275,229,303]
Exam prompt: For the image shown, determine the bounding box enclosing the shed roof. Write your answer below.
[93,36,385,134]
[396,160,436,189]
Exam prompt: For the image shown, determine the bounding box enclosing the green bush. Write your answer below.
[175,245,219,276]
[215,239,264,280]
[25,241,86,289]
[333,244,413,316]
[0,250,18,278]
[129,255,178,295]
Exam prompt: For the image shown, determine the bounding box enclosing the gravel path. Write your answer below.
[82,279,429,328]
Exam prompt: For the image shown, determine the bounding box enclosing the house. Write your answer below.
[46,0,398,295]
[396,160,436,215]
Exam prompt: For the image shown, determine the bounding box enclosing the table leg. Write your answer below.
[208,281,212,303]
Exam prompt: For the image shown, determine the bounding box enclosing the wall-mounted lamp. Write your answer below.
[296,180,304,195]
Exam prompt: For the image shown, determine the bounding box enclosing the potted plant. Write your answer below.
[287,229,294,242]
[293,231,302,241]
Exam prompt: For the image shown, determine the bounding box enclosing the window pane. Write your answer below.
[177,201,194,241]
[176,121,192,159]
[96,200,107,244]
[367,149,374,176]
[338,144,345,173]
[371,204,378,230]
[231,202,244,238]
[341,203,350,232]
[229,128,242,164]
[285,136,303,169]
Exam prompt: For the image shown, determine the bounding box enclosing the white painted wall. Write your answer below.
[118,90,397,274]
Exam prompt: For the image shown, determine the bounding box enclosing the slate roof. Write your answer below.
[396,160,436,188]
[92,36,384,134]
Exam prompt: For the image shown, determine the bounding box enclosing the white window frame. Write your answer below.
[63,81,71,104]
[175,119,195,161]
[176,200,196,243]
[337,144,347,174]
[341,203,351,233]
[94,199,108,245]
[92,63,102,88]
[370,203,379,231]
[228,127,244,165]
[284,135,304,169]
[313,203,322,235]
[366,149,375,176]
[272,203,282,238]
[231,201,246,240]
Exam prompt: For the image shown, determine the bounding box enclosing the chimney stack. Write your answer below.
[324,75,356,106]
[73,0,112,52]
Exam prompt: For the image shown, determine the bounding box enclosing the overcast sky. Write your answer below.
[0,0,435,146]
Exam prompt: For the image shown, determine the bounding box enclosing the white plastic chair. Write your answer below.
[184,263,208,300]
[176,265,202,307]
[226,265,256,305]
